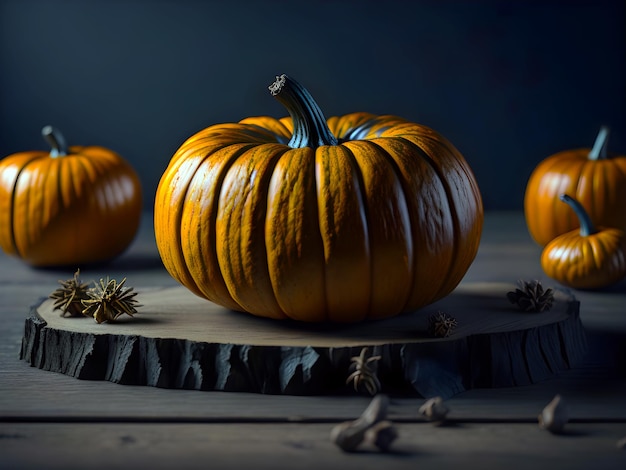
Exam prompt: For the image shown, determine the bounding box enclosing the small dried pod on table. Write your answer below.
[0,126,142,267]
[418,396,450,423]
[363,420,398,452]
[541,194,626,289]
[330,394,391,452]
[538,394,569,434]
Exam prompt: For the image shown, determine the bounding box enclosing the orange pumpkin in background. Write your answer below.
[0,126,143,267]
[524,126,626,246]
[541,194,626,289]
[154,74,483,323]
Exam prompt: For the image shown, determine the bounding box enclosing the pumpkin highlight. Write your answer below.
[154,75,483,322]
[0,126,143,267]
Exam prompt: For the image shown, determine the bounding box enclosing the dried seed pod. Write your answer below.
[419,396,450,423]
[346,347,382,395]
[82,276,141,323]
[49,269,91,317]
[427,311,458,338]
[538,394,568,433]
[364,420,398,452]
[330,420,368,452]
[330,394,389,452]
[507,280,554,312]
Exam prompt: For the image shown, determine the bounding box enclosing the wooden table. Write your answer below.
[1,212,625,469]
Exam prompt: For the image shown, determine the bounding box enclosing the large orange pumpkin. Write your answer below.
[154,75,483,322]
[0,126,142,267]
[524,127,626,246]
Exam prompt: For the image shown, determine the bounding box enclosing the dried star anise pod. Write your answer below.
[507,280,554,312]
[428,311,458,338]
[82,276,141,323]
[49,269,92,317]
[346,347,382,396]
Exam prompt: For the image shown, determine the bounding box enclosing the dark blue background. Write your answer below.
[1,0,624,210]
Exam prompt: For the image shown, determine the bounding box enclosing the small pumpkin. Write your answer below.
[0,126,142,267]
[524,126,626,246]
[154,74,483,322]
[541,194,626,289]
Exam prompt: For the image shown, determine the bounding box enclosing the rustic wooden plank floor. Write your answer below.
[2,422,626,470]
[1,212,625,469]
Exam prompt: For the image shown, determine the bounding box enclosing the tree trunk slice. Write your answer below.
[20,282,587,399]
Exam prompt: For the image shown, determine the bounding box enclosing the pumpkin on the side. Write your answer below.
[541,194,626,289]
[154,74,483,323]
[524,127,626,246]
[0,126,143,267]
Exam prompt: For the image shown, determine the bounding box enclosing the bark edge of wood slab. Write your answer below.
[20,283,587,398]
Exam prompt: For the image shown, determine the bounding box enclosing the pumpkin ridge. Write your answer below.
[8,156,42,258]
[155,152,213,297]
[72,151,105,209]
[216,144,290,319]
[20,156,56,259]
[396,137,471,301]
[537,157,581,243]
[0,153,48,258]
[339,141,377,320]
[339,116,391,142]
[342,139,414,320]
[58,156,89,260]
[156,141,249,296]
[391,136,460,305]
[183,143,257,311]
[236,120,291,145]
[327,112,377,140]
[350,138,416,312]
[598,231,626,271]
[71,151,141,259]
[23,158,47,253]
[266,147,327,321]
[319,143,371,322]
[600,160,618,218]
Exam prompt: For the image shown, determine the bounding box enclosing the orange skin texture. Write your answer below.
[541,226,626,289]
[154,112,483,322]
[0,145,142,267]
[524,149,626,247]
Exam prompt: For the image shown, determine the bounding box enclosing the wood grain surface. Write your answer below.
[2,212,625,470]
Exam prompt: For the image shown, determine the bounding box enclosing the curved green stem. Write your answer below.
[269,74,338,149]
[42,126,68,158]
[588,126,610,160]
[560,194,596,237]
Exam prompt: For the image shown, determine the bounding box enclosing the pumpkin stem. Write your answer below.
[42,126,68,158]
[559,194,596,237]
[269,74,338,148]
[588,126,610,160]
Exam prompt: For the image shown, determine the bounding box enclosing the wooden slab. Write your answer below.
[20,282,587,399]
